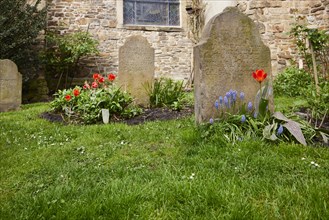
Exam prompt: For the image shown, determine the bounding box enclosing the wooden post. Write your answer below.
[309,40,320,96]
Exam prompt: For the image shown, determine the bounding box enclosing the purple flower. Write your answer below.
[219,96,223,105]
[277,124,283,135]
[225,92,230,99]
[240,92,245,101]
[215,100,219,109]
[253,112,258,119]
[241,115,246,123]
[247,102,253,111]
[232,91,237,102]
[224,96,229,108]
[209,118,214,124]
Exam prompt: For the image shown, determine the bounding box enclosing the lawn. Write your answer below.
[1,98,329,219]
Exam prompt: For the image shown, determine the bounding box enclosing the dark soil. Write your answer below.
[40,106,194,125]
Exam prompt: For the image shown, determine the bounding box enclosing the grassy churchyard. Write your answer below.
[1,96,329,219]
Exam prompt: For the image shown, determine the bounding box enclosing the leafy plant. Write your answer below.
[304,79,329,128]
[41,31,99,92]
[0,0,46,80]
[205,69,328,146]
[145,78,186,110]
[290,24,329,78]
[274,66,312,97]
[50,73,142,124]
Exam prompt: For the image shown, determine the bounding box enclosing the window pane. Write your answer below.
[136,3,168,25]
[124,1,135,24]
[124,0,180,26]
[169,4,179,26]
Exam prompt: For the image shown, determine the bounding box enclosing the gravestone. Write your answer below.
[0,59,22,112]
[194,7,273,124]
[118,35,154,106]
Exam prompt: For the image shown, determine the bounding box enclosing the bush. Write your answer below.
[41,31,99,92]
[274,67,313,97]
[0,0,46,80]
[305,79,329,126]
[50,73,141,124]
[146,78,186,110]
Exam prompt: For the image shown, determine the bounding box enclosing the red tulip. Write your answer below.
[65,95,71,101]
[108,73,116,81]
[83,83,90,89]
[93,73,100,80]
[92,81,98,88]
[252,69,267,83]
[99,77,105,83]
[73,89,80,97]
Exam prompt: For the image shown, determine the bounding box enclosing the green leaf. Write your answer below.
[283,121,307,146]
[263,123,278,141]
[272,112,291,122]
[258,98,269,118]
[319,131,328,144]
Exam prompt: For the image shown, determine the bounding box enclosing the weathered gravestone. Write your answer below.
[0,59,22,112]
[118,35,154,106]
[194,7,273,124]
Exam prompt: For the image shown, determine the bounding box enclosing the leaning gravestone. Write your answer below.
[118,35,154,106]
[194,7,273,124]
[0,59,22,112]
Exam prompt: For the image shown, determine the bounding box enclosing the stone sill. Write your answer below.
[118,25,184,32]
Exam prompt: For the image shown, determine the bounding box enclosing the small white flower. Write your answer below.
[311,161,315,165]
[301,157,306,160]
[315,163,320,167]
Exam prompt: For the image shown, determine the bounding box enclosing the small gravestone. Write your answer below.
[194,7,273,124]
[118,35,154,106]
[0,59,22,112]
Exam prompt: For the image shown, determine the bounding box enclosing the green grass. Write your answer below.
[1,100,329,219]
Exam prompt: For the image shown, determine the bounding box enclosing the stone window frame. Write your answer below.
[116,0,188,32]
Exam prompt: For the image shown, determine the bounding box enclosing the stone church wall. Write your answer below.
[237,0,329,74]
[46,0,329,80]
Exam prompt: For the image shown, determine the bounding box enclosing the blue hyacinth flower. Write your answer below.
[209,118,214,124]
[224,96,229,108]
[253,112,258,119]
[215,100,219,109]
[247,102,253,111]
[277,124,283,135]
[241,115,246,123]
[240,92,245,101]
[225,92,230,99]
[232,91,237,102]
[219,96,223,105]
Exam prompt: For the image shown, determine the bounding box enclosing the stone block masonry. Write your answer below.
[47,0,193,81]
[46,0,328,81]
[237,0,329,75]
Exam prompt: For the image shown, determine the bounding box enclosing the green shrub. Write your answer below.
[41,31,99,92]
[274,67,312,97]
[305,79,329,126]
[0,0,46,80]
[146,78,186,110]
[50,73,141,124]
[290,24,329,76]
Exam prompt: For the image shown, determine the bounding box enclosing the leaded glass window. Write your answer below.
[124,0,180,26]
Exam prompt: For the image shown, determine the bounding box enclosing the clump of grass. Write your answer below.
[145,78,187,110]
